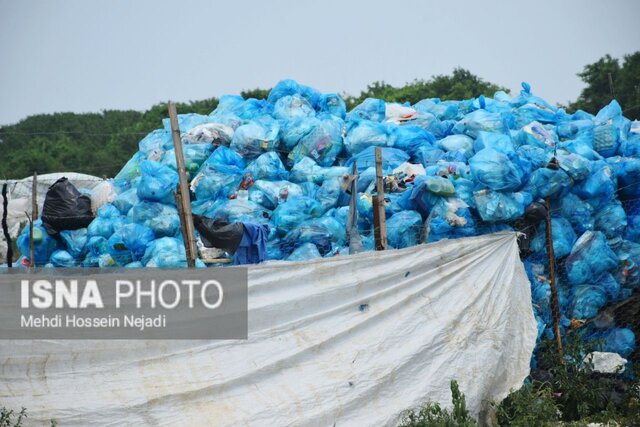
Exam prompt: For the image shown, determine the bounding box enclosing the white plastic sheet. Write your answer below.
[0,232,536,426]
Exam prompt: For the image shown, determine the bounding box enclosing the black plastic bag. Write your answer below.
[42,178,94,235]
[193,215,244,253]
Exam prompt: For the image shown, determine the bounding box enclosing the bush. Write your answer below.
[399,380,477,427]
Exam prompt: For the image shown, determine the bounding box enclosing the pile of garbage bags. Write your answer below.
[7,79,640,364]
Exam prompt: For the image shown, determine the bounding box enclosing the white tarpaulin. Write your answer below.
[0,232,536,426]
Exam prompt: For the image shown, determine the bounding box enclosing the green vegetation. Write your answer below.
[399,380,477,427]
[1,52,638,180]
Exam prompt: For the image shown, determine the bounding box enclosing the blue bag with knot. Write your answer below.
[137,160,179,204]
[267,79,321,109]
[469,148,524,191]
[565,231,618,285]
[387,210,423,249]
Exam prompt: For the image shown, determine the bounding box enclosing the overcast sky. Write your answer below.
[1,0,638,126]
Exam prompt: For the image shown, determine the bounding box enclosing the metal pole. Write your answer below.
[373,147,387,251]
[168,102,197,268]
[545,196,564,358]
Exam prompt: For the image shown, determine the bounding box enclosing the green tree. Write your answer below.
[344,68,508,110]
[570,51,640,119]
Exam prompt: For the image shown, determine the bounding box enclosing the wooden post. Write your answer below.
[29,172,37,268]
[373,147,387,251]
[1,183,12,267]
[346,162,363,254]
[545,196,564,358]
[168,102,197,268]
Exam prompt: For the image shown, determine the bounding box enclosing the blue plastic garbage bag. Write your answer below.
[556,120,594,139]
[318,93,347,119]
[112,188,139,215]
[161,144,213,175]
[571,285,608,320]
[609,239,640,291]
[114,152,145,191]
[266,238,284,261]
[473,131,514,155]
[413,144,445,166]
[199,146,246,175]
[137,160,179,204]
[87,204,123,239]
[530,217,577,258]
[613,157,640,200]
[556,152,592,181]
[142,237,187,268]
[181,122,235,147]
[210,197,272,223]
[572,161,616,202]
[453,178,476,209]
[437,134,474,159]
[273,94,315,121]
[590,327,636,358]
[514,121,555,149]
[129,201,180,238]
[234,99,274,120]
[315,177,344,214]
[107,223,155,266]
[452,110,508,138]
[595,100,623,125]
[386,210,423,249]
[289,157,327,185]
[592,273,622,301]
[210,94,244,116]
[162,113,211,133]
[267,79,321,109]
[281,217,346,256]
[82,236,109,267]
[193,172,242,201]
[513,103,560,128]
[16,221,58,265]
[60,228,88,259]
[565,231,618,285]
[272,196,323,236]
[619,134,640,157]
[138,129,172,156]
[558,193,594,234]
[281,117,321,151]
[625,213,640,242]
[392,125,436,155]
[230,118,280,159]
[593,125,620,158]
[289,115,344,167]
[474,190,532,222]
[244,152,289,181]
[413,99,459,121]
[594,201,627,239]
[523,167,571,199]
[427,198,475,242]
[347,98,386,123]
[469,148,524,191]
[346,146,410,172]
[410,112,452,139]
[344,120,392,156]
[249,180,303,210]
[516,146,549,169]
[50,250,77,267]
[286,242,322,261]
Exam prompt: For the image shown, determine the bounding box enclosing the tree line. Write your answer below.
[0,52,637,180]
